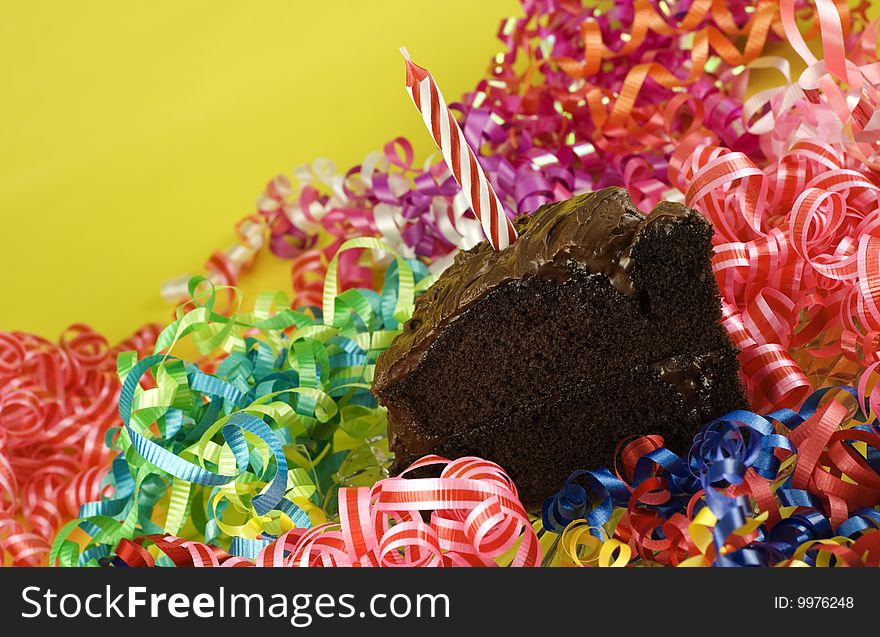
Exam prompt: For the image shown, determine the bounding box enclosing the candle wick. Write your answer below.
[399,47,411,61]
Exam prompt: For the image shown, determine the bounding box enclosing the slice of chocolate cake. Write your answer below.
[372,187,747,510]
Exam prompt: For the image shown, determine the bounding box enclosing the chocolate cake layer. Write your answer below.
[372,187,747,509]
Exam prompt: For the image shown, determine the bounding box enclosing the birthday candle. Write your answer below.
[401,48,517,250]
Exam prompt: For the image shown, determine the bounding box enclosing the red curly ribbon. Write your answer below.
[674,128,880,408]
[0,324,158,565]
[112,456,539,568]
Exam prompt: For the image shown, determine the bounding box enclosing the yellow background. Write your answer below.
[1,1,877,343]
[0,0,518,342]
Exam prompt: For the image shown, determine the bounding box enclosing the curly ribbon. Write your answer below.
[161,215,269,303]
[671,0,880,409]
[105,456,539,568]
[97,369,880,568]
[16,0,880,569]
[0,324,159,565]
[542,369,880,567]
[165,1,864,307]
[50,240,433,566]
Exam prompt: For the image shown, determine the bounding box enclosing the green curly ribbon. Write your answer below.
[51,239,432,566]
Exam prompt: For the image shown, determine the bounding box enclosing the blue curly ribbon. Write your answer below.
[543,384,877,566]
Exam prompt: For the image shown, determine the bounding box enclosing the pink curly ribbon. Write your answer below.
[678,140,880,409]
[672,0,880,409]
[0,324,158,565]
[111,456,540,567]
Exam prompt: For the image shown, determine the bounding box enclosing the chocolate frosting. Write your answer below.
[373,187,697,393]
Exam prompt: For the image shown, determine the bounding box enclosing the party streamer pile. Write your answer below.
[2,0,880,566]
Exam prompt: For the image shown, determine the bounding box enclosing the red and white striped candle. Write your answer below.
[401,48,517,251]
